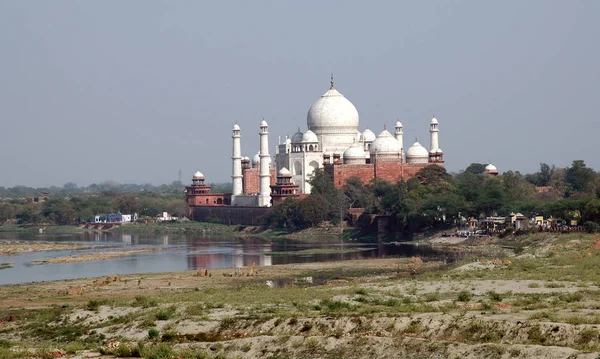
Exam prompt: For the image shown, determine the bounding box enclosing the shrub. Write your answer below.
[583,221,600,233]
[148,328,160,340]
[321,299,352,311]
[559,292,583,303]
[155,306,176,320]
[457,290,472,302]
[487,291,503,302]
[142,343,175,359]
[134,296,157,308]
[86,300,103,311]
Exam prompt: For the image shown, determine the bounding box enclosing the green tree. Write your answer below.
[565,160,596,196]
[115,194,140,214]
[477,178,505,216]
[298,194,330,227]
[463,163,488,175]
[342,177,374,210]
[41,198,76,225]
[307,169,337,202]
[502,171,537,203]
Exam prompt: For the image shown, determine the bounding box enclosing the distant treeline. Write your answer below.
[0,180,232,225]
[0,181,233,199]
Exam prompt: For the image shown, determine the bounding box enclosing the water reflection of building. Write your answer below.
[186,237,272,270]
[121,234,132,244]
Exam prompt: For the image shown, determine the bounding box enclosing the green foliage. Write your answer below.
[463,163,488,174]
[583,221,600,233]
[155,306,176,320]
[147,328,160,339]
[565,160,596,196]
[457,290,472,302]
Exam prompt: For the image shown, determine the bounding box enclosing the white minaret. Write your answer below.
[231,123,243,198]
[258,119,272,207]
[395,120,403,152]
[430,116,439,152]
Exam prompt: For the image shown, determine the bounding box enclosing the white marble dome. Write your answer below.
[307,87,359,134]
[406,142,429,164]
[278,167,292,177]
[291,129,303,143]
[252,153,260,165]
[430,117,438,124]
[193,171,204,179]
[260,119,268,127]
[302,129,318,143]
[395,120,403,129]
[370,129,401,156]
[232,123,240,131]
[343,143,366,165]
[343,144,366,159]
[485,164,498,174]
[361,129,376,142]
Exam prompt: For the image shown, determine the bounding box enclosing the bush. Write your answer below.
[583,221,600,233]
[148,328,160,340]
[457,290,472,302]
[86,299,103,311]
[487,291,503,302]
[155,306,176,320]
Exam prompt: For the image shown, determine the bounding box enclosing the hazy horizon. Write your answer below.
[1,1,598,187]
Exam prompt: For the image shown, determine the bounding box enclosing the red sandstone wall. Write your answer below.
[326,162,444,188]
[243,168,259,194]
[243,167,276,194]
[328,164,374,187]
[187,193,231,206]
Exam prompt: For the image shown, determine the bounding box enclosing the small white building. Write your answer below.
[157,212,176,222]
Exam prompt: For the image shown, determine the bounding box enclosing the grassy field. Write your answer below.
[1,232,600,358]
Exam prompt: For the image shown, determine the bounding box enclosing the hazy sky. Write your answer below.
[1,1,598,187]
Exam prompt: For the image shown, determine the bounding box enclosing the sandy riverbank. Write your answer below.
[0,241,113,256]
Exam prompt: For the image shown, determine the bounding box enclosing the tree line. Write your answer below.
[0,181,232,225]
[265,160,600,236]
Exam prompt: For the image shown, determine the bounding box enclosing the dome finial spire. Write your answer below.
[384,123,387,130]
[415,136,418,142]
[330,73,334,89]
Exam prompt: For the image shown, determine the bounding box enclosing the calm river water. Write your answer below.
[0,232,468,285]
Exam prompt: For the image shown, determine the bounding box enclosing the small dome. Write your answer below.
[361,129,376,142]
[252,153,260,165]
[260,119,268,127]
[278,167,292,177]
[485,164,498,173]
[232,123,240,131]
[436,148,443,154]
[395,120,403,129]
[406,142,429,159]
[302,129,318,143]
[370,129,401,155]
[291,128,304,143]
[343,144,366,159]
[193,171,204,179]
[430,117,438,125]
